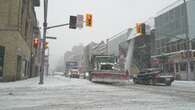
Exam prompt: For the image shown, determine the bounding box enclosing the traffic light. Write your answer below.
[33,38,39,48]
[136,23,145,35]
[86,14,92,27]
[69,16,77,29]
[45,41,48,49]
[136,23,141,33]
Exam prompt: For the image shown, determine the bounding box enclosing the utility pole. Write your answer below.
[39,0,48,84]
[183,0,192,80]
[38,2,90,84]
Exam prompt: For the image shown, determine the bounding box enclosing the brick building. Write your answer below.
[0,0,40,81]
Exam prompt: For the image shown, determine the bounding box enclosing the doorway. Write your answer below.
[16,56,22,80]
[0,46,5,77]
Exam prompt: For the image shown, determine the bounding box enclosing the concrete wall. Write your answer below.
[0,31,30,81]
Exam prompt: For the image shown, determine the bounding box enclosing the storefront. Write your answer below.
[151,50,195,80]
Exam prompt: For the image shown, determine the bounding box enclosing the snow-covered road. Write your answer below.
[0,75,195,110]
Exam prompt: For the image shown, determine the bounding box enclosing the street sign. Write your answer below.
[77,15,84,28]
[46,36,57,39]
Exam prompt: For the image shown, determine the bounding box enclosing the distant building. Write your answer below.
[124,23,154,75]
[107,23,154,74]
[64,44,85,74]
[151,0,195,80]
[106,29,132,70]
[81,42,97,73]
[92,41,107,55]
[0,0,40,81]
[107,29,132,56]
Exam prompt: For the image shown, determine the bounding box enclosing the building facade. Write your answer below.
[0,0,40,81]
[152,0,195,80]
[107,29,132,56]
[123,24,154,75]
[81,42,97,73]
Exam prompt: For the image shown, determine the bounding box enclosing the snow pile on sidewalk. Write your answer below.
[0,75,87,89]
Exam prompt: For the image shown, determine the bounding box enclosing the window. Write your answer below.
[21,0,26,16]
[181,4,185,17]
[191,62,194,72]
[25,20,29,39]
[176,63,179,72]
[100,64,113,70]
[180,63,187,71]
[193,52,195,57]
[172,44,176,52]
[183,42,187,50]
[169,64,174,73]
[166,45,171,53]
[177,41,180,51]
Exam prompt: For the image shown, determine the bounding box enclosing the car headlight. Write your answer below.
[85,72,89,77]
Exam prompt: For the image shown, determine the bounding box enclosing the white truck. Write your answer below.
[88,55,129,83]
[65,61,80,78]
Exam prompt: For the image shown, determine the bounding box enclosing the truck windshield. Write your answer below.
[100,64,113,70]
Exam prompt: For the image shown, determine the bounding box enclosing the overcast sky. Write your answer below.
[35,0,177,70]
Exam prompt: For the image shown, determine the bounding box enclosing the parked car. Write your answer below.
[133,68,175,86]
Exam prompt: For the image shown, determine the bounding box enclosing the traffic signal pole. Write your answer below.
[39,2,90,84]
[183,0,192,80]
[39,0,70,84]
[39,0,48,84]
[46,23,69,30]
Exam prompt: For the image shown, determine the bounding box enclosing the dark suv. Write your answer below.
[133,68,175,86]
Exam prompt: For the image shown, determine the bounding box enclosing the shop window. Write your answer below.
[191,62,194,72]
[168,64,174,73]
[163,64,169,73]
[176,63,179,72]
[180,63,187,71]
[193,52,195,57]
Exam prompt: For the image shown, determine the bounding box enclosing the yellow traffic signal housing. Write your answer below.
[86,14,92,27]
[136,23,141,33]
[136,23,145,35]
[45,41,48,49]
